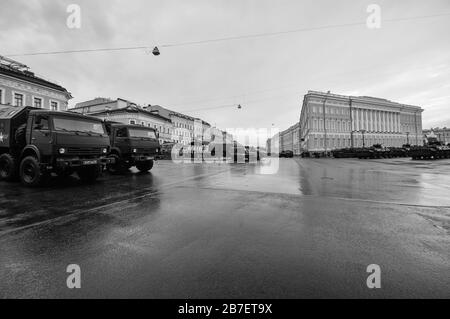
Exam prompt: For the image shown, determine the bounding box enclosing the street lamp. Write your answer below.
[406,131,410,145]
[349,98,354,149]
[323,90,331,156]
[152,46,160,56]
[360,129,366,148]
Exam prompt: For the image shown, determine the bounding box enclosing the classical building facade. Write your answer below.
[146,105,211,145]
[299,91,424,153]
[0,55,72,110]
[279,123,300,155]
[71,99,214,145]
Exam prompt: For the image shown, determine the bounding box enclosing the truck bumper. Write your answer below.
[54,156,115,169]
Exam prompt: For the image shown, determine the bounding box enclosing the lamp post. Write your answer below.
[349,98,354,149]
[360,129,366,148]
[322,91,331,156]
[406,131,410,145]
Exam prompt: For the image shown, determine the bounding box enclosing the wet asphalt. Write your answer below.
[0,158,449,298]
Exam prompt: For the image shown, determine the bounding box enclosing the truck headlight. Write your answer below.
[102,148,108,154]
[59,148,66,154]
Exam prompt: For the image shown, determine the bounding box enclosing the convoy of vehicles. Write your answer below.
[332,144,409,159]
[104,121,160,174]
[409,138,450,160]
[0,106,113,186]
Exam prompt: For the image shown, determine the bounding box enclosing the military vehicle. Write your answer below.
[0,106,113,187]
[332,144,409,159]
[409,138,450,160]
[104,121,160,173]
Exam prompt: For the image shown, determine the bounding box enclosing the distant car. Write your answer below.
[279,150,294,158]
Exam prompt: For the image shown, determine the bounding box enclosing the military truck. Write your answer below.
[104,121,160,173]
[409,141,450,160]
[0,106,113,187]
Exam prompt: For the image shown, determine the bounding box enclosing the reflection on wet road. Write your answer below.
[0,158,449,298]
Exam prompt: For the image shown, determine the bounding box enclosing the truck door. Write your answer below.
[115,127,129,153]
[31,115,52,155]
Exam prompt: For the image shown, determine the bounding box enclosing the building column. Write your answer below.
[394,112,398,133]
[365,110,369,131]
[384,111,388,132]
[386,112,390,133]
[375,111,381,132]
[391,112,395,133]
[372,110,378,132]
[380,111,383,132]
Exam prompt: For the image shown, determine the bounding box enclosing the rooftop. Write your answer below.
[0,55,72,98]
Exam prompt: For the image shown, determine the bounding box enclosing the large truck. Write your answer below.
[104,121,160,173]
[0,106,113,186]
[409,137,450,160]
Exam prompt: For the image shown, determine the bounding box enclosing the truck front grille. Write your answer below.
[67,147,102,156]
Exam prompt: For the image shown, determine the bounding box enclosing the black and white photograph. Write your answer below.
[0,0,449,306]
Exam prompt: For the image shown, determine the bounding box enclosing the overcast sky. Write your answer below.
[1,0,449,131]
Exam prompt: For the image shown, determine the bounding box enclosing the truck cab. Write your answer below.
[0,106,113,186]
[104,122,160,173]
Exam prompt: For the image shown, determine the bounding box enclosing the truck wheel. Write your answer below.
[78,165,101,183]
[19,156,46,187]
[136,160,153,172]
[107,154,126,174]
[0,153,18,181]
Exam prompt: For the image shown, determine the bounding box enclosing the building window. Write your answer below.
[50,101,59,111]
[14,93,24,106]
[141,121,145,126]
[130,120,136,125]
[0,88,4,104]
[33,97,42,108]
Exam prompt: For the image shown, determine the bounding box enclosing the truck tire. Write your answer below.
[107,154,127,174]
[0,153,18,181]
[136,160,153,172]
[19,156,46,187]
[78,165,101,183]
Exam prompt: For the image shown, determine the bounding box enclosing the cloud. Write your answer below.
[1,0,449,131]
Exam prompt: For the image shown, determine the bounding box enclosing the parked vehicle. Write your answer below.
[104,121,160,173]
[332,144,409,159]
[409,141,450,160]
[160,142,176,160]
[0,106,113,187]
[279,150,294,158]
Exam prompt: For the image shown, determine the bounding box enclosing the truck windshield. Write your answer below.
[128,128,156,139]
[53,117,105,134]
